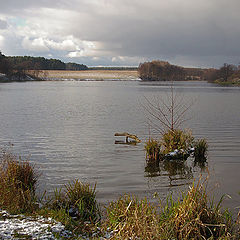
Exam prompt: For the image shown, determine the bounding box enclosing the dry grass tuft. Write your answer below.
[104,195,160,239]
[160,179,233,239]
[42,179,100,224]
[104,178,237,239]
[145,138,162,161]
[0,150,38,213]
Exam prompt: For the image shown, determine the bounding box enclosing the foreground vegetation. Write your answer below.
[0,150,239,239]
[104,180,238,239]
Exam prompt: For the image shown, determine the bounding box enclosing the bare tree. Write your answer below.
[142,84,194,135]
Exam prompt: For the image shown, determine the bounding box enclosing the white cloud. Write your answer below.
[45,39,78,51]
[67,40,99,58]
[67,51,83,58]
[22,37,49,52]
[0,35,4,48]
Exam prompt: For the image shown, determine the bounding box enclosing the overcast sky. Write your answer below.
[0,0,239,67]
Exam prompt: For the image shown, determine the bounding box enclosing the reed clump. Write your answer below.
[160,180,234,239]
[41,179,100,225]
[161,129,194,154]
[194,138,208,161]
[104,195,160,239]
[104,178,238,240]
[144,138,161,161]
[0,150,38,214]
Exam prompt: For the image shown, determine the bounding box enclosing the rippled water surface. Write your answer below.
[0,81,239,213]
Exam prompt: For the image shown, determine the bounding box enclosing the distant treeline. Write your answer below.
[138,60,240,83]
[7,56,88,71]
[138,61,186,81]
[65,62,88,71]
[0,52,88,74]
[205,63,240,83]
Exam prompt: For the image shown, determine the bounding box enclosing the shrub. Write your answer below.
[0,150,38,213]
[145,138,161,161]
[45,179,100,223]
[161,129,194,154]
[194,139,208,161]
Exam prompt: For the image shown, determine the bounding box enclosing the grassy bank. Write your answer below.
[0,151,239,239]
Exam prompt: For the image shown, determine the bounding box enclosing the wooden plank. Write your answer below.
[114,132,141,143]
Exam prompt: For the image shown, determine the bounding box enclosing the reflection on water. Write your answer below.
[145,158,207,187]
[115,140,137,145]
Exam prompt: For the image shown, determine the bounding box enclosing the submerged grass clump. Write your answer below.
[194,138,208,161]
[144,138,161,161]
[0,150,38,214]
[145,130,209,167]
[104,178,238,240]
[161,129,194,154]
[145,129,194,161]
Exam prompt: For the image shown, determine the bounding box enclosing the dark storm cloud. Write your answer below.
[0,0,240,67]
[77,0,240,54]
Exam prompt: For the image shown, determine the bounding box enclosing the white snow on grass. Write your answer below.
[0,210,71,239]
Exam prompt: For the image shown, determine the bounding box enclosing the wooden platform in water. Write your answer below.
[114,132,141,143]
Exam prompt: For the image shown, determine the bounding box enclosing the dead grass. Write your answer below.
[0,150,38,214]
[104,195,160,239]
[144,138,162,162]
[104,177,238,240]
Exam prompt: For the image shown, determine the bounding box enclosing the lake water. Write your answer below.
[0,80,239,215]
